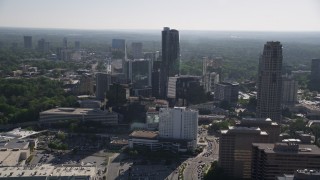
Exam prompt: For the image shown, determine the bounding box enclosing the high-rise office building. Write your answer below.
[167,76,202,106]
[282,74,298,107]
[63,37,68,49]
[310,59,320,91]
[252,142,320,180]
[160,27,180,99]
[112,39,126,51]
[75,41,80,50]
[159,107,198,150]
[23,36,32,49]
[256,41,283,122]
[131,42,143,59]
[219,126,269,179]
[79,74,94,95]
[214,82,239,104]
[204,72,219,93]
[37,38,50,53]
[95,73,111,100]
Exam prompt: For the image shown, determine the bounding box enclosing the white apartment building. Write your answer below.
[159,107,198,149]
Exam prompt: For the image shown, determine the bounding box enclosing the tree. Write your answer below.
[289,118,306,135]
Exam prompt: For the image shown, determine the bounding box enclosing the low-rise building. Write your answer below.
[128,130,196,152]
[39,108,118,125]
[0,164,96,179]
[252,142,320,180]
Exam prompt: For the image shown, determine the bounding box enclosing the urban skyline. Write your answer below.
[0,0,320,31]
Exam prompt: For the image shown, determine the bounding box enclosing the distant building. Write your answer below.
[252,142,320,180]
[37,38,49,53]
[219,126,269,179]
[202,57,223,76]
[23,36,32,49]
[39,108,118,125]
[112,39,126,51]
[214,82,239,104]
[160,27,180,99]
[75,40,80,50]
[152,60,161,98]
[63,37,68,49]
[126,59,152,88]
[257,41,283,122]
[79,73,94,95]
[131,42,143,59]
[95,73,111,100]
[203,72,219,93]
[159,107,198,151]
[310,59,320,91]
[112,39,126,59]
[167,75,202,106]
[282,74,298,107]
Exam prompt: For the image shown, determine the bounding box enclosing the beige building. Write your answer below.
[0,164,96,179]
[219,126,269,179]
[252,142,320,180]
[237,118,280,143]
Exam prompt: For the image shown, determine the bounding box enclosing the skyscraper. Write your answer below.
[310,59,320,91]
[131,42,143,59]
[256,42,283,122]
[63,37,68,49]
[75,41,80,50]
[95,73,111,100]
[160,27,180,99]
[23,36,32,49]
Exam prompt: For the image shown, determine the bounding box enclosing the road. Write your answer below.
[183,130,219,180]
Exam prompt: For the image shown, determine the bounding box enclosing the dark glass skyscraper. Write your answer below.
[23,36,32,49]
[256,41,283,122]
[310,59,320,91]
[160,27,180,99]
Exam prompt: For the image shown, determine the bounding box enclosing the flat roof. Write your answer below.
[0,139,29,149]
[221,126,268,135]
[40,108,116,116]
[1,128,39,139]
[129,130,159,139]
[252,143,320,155]
[0,165,96,178]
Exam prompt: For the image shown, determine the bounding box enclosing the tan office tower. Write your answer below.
[219,126,269,179]
[252,142,320,180]
[256,41,283,122]
[237,118,280,143]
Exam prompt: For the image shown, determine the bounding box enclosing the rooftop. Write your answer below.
[1,128,39,139]
[129,130,159,139]
[221,126,268,135]
[0,165,96,178]
[40,108,116,116]
[252,143,320,155]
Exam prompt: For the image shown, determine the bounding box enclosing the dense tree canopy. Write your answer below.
[0,77,78,124]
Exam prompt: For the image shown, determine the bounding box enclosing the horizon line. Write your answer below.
[1,26,320,33]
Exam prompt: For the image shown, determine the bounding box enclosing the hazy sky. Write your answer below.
[0,0,319,31]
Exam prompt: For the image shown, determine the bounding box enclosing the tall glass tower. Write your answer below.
[160,27,180,99]
[256,41,283,122]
